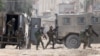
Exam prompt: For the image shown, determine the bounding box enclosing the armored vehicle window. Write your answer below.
[91,17,99,24]
[77,17,85,24]
[63,17,70,25]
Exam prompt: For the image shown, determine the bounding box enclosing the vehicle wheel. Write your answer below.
[64,34,81,49]
[0,44,6,48]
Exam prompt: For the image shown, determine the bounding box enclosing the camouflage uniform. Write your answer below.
[87,25,98,48]
[16,28,24,49]
[35,28,44,50]
[80,25,99,49]
[45,26,55,49]
[80,29,89,49]
[7,18,15,41]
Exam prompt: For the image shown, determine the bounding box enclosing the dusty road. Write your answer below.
[0,39,100,56]
[0,43,100,56]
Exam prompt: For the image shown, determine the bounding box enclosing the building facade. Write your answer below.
[36,0,62,16]
[32,0,100,32]
[32,0,63,32]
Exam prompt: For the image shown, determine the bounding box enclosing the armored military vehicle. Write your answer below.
[56,13,100,49]
[0,12,30,48]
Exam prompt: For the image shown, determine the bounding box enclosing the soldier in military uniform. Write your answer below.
[35,27,44,50]
[87,25,99,48]
[80,25,99,49]
[80,29,89,49]
[16,28,24,49]
[45,26,55,49]
[7,18,16,41]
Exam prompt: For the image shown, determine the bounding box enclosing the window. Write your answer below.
[91,16,99,24]
[63,17,70,25]
[77,17,85,24]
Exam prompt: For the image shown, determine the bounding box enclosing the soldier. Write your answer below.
[80,29,89,49]
[35,27,44,50]
[7,18,16,41]
[87,25,98,48]
[45,26,55,49]
[16,28,24,49]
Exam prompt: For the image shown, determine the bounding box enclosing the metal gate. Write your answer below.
[30,18,41,45]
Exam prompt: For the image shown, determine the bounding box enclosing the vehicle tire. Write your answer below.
[64,34,81,49]
[0,44,6,48]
